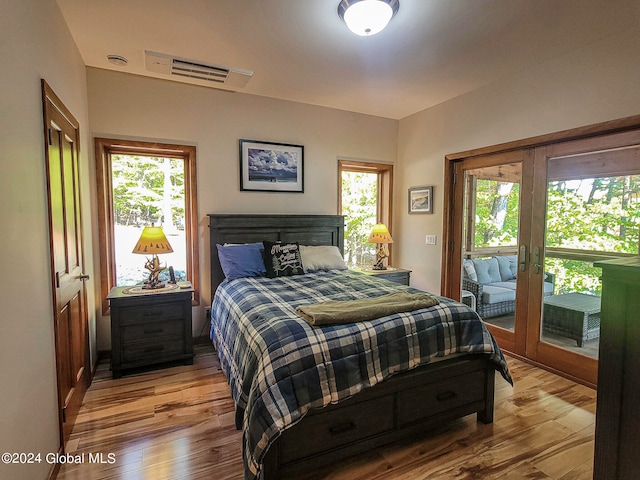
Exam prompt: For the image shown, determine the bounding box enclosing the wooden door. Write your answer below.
[445,150,532,354]
[524,130,640,386]
[42,80,90,446]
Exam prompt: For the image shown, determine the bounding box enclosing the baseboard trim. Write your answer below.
[97,350,111,361]
[503,351,596,390]
[193,335,211,346]
[47,445,63,479]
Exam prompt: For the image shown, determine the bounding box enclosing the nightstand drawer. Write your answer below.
[121,320,184,343]
[377,271,410,285]
[119,303,185,326]
[121,338,186,364]
[360,267,411,286]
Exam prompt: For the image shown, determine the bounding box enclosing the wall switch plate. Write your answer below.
[425,235,437,245]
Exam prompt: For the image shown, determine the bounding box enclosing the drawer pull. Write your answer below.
[144,345,165,353]
[144,328,164,335]
[329,421,356,435]
[143,311,163,317]
[436,390,457,402]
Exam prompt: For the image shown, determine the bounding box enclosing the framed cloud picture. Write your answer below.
[408,185,433,214]
[240,139,304,193]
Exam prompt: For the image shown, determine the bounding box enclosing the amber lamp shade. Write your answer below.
[132,226,174,289]
[367,223,393,270]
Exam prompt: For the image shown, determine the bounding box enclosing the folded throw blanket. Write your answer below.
[296,291,440,326]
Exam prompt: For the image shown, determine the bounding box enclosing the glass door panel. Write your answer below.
[461,160,526,352]
[528,137,640,386]
[540,174,640,356]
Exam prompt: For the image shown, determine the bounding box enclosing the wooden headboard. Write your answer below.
[207,214,345,300]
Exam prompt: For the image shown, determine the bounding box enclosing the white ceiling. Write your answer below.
[56,0,637,120]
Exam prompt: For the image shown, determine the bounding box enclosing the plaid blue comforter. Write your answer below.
[210,270,511,480]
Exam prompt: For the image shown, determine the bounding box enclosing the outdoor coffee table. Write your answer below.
[543,292,601,347]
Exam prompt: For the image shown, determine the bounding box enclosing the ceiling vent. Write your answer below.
[144,50,253,88]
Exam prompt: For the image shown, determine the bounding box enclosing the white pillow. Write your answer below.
[300,245,347,272]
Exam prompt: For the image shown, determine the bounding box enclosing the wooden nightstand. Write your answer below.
[360,267,411,286]
[107,285,194,378]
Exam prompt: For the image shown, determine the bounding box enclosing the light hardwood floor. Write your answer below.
[57,345,596,480]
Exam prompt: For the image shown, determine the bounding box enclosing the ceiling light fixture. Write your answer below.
[338,0,399,36]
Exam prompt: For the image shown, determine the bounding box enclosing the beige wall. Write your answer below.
[0,0,94,479]
[86,68,398,350]
[396,25,640,294]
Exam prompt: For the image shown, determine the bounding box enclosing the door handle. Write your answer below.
[79,274,90,281]
[532,247,541,274]
[519,245,527,272]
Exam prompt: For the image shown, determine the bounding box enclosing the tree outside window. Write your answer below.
[95,138,199,313]
[339,160,393,269]
[111,155,187,286]
[470,174,640,296]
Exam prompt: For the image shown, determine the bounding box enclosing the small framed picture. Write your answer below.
[240,139,304,193]
[408,186,433,214]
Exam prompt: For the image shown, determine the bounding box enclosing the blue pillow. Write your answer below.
[217,243,266,280]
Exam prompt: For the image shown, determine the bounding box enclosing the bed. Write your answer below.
[208,214,512,480]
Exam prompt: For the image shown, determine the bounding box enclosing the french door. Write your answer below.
[443,118,640,386]
[527,130,640,385]
[449,150,532,356]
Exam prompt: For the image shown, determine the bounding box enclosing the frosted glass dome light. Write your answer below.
[338,0,400,37]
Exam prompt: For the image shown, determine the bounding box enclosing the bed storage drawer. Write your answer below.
[278,394,395,464]
[264,357,495,479]
[396,369,486,426]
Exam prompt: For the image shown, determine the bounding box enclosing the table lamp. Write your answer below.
[132,225,174,289]
[367,223,393,270]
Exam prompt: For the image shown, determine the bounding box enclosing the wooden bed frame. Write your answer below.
[207,214,496,479]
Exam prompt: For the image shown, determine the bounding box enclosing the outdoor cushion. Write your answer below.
[495,255,518,281]
[473,257,501,284]
[482,285,516,304]
[544,280,555,295]
[463,259,478,281]
[490,280,517,291]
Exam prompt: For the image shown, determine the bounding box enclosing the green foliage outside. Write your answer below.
[111,155,187,286]
[473,176,640,295]
[545,178,640,254]
[112,155,185,228]
[341,171,378,268]
[474,181,520,247]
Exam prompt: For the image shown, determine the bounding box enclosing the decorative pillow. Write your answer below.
[473,257,501,284]
[495,255,518,281]
[216,243,266,280]
[462,259,478,281]
[262,241,305,278]
[299,245,347,272]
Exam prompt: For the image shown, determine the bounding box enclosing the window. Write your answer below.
[462,163,522,255]
[338,160,393,268]
[96,138,199,313]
